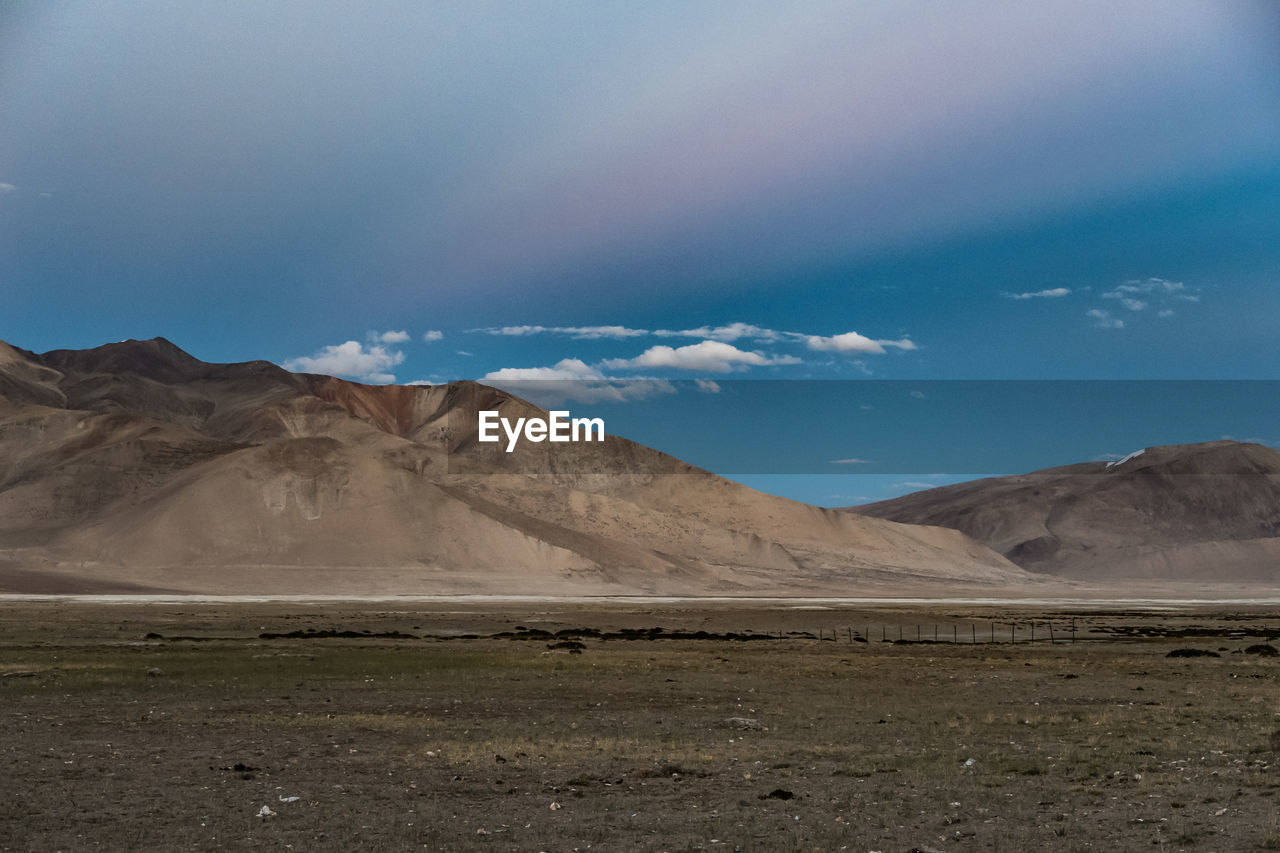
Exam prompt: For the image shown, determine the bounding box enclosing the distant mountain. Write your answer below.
[0,338,1024,594]
[853,441,1280,581]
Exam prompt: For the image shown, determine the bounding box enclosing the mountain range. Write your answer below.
[855,440,1280,582]
[0,338,1023,595]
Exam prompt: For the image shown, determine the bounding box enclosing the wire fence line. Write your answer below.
[795,619,1082,644]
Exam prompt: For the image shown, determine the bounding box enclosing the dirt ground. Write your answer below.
[1,600,1277,852]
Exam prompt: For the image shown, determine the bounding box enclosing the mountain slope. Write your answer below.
[0,338,1026,594]
[853,441,1280,581]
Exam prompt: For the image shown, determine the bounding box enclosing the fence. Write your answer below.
[800,618,1080,644]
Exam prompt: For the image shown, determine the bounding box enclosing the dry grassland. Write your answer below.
[0,601,1277,851]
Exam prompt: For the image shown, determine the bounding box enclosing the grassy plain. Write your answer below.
[0,600,1277,852]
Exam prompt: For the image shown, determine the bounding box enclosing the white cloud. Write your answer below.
[1115,277,1187,295]
[1086,308,1124,329]
[374,329,411,344]
[282,341,405,383]
[473,320,917,355]
[1106,279,1200,304]
[1103,291,1149,311]
[909,390,927,399]
[830,457,872,464]
[804,331,916,354]
[481,360,675,404]
[701,325,919,354]
[1090,277,1199,327]
[482,325,548,336]
[560,325,649,339]
[694,379,722,393]
[476,324,647,339]
[480,322,780,342]
[601,340,801,373]
[654,322,781,342]
[470,320,919,370]
[483,358,604,382]
[805,331,880,353]
[422,330,444,342]
[1002,287,1071,299]
[0,182,15,194]
[456,349,473,357]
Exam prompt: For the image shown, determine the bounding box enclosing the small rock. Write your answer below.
[719,717,766,731]
[146,667,164,677]
[761,788,794,800]
[964,757,977,767]
[549,801,562,810]
[256,805,275,818]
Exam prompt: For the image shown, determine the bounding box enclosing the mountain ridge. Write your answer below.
[853,440,1280,581]
[0,338,1026,595]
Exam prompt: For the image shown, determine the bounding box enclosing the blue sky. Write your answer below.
[3,1,1278,503]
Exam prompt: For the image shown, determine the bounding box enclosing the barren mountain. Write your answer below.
[0,338,1024,594]
[854,441,1280,581]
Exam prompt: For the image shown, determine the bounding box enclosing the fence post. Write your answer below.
[971,623,976,644]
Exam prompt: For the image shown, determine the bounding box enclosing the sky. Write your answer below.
[3,1,1279,504]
